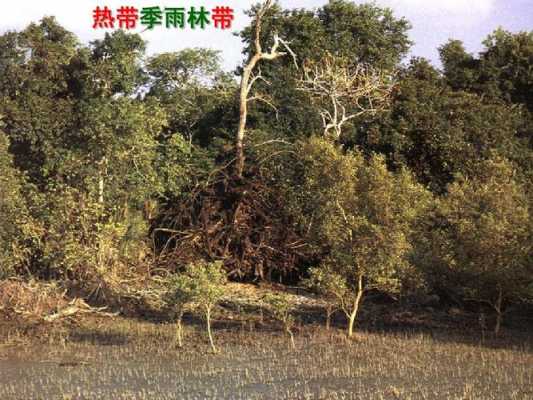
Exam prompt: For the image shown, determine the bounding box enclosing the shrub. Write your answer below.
[263,292,297,350]
[166,260,227,352]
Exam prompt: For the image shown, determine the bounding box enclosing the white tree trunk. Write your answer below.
[206,306,217,353]
[347,274,364,338]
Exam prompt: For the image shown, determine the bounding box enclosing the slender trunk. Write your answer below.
[98,156,107,205]
[326,306,334,330]
[234,1,290,177]
[175,312,183,347]
[494,288,503,336]
[347,274,364,338]
[287,327,295,350]
[98,175,104,205]
[206,307,217,353]
[97,156,107,269]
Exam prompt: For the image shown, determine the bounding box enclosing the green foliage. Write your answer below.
[0,12,531,334]
[89,30,146,96]
[441,29,533,111]
[0,128,33,277]
[180,260,227,311]
[238,0,411,140]
[263,292,296,349]
[166,261,227,351]
[264,292,295,326]
[419,157,532,318]
[146,48,237,147]
[24,183,147,280]
[0,18,78,185]
[306,264,351,329]
[361,58,530,193]
[294,137,431,334]
[300,137,429,287]
[76,96,167,205]
[439,40,479,92]
[306,265,348,304]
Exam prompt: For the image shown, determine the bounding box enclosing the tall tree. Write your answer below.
[419,157,532,335]
[297,137,430,337]
[237,0,411,141]
[146,48,236,147]
[0,17,78,186]
[441,30,533,111]
[360,58,530,193]
[235,0,296,177]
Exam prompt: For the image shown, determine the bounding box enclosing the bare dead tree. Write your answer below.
[297,54,393,140]
[236,0,296,178]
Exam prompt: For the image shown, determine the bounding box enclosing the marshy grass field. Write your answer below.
[1,292,532,400]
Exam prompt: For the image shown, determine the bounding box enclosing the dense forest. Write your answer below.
[1,0,532,338]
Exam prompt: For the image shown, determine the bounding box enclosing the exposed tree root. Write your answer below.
[152,164,310,281]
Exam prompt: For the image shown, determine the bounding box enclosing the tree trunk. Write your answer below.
[234,1,293,178]
[494,288,503,336]
[347,274,364,338]
[206,307,217,353]
[236,56,260,178]
[287,327,296,350]
[96,156,108,269]
[98,174,104,205]
[175,317,183,348]
[98,156,107,205]
[326,306,334,330]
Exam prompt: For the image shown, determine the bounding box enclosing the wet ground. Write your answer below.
[1,319,532,399]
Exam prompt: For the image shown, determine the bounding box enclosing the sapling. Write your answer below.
[264,292,297,350]
[185,260,227,353]
[166,273,195,348]
[305,266,346,330]
[165,261,227,351]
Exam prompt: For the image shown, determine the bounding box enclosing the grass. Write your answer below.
[1,282,532,399]
[1,314,532,400]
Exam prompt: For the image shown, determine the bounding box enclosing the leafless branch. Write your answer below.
[235,1,297,177]
[297,54,394,139]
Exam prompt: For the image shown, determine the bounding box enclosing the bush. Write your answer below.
[263,292,297,350]
[166,260,227,352]
[0,131,34,278]
[295,137,431,337]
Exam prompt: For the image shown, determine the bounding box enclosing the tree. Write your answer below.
[439,40,479,92]
[360,58,531,193]
[87,30,147,97]
[237,0,411,141]
[306,265,347,330]
[263,292,297,350]
[146,48,236,147]
[166,272,196,348]
[298,137,430,337]
[440,30,533,112]
[0,126,33,278]
[0,17,78,187]
[235,0,296,177]
[297,54,393,140]
[171,261,227,353]
[420,157,532,335]
[0,21,169,278]
[479,29,533,111]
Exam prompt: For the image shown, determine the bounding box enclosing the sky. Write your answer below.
[1,1,532,70]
